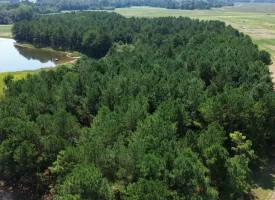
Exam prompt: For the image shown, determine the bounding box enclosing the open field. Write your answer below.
[115,3,275,80]
[0,25,12,38]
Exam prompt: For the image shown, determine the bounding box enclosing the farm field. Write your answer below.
[115,3,275,79]
[0,24,12,38]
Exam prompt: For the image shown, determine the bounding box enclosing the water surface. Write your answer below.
[0,38,72,72]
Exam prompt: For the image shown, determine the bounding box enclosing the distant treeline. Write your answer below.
[5,11,275,199]
[12,12,120,58]
[34,0,234,13]
[0,0,234,24]
[0,3,34,24]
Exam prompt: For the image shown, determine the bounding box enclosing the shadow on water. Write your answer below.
[0,38,77,72]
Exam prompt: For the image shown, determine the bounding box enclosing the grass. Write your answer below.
[0,38,78,97]
[0,67,59,97]
[0,26,30,97]
[0,71,35,97]
[0,24,12,38]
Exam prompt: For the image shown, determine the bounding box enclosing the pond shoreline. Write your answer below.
[12,41,82,69]
[0,38,83,97]
[14,42,82,60]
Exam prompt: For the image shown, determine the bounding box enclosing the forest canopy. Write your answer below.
[0,3,34,24]
[2,11,275,199]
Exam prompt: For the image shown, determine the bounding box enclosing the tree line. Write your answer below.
[12,12,123,58]
[33,0,234,13]
[0,3,34,24]
[0,0,234,24]
[1,11,275,199]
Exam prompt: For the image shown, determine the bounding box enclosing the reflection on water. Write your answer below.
[0,38,73,72]
[14,45,70,64]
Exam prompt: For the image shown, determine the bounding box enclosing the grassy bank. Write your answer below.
[13,42,82,66]
[0,42,81,97]
[0,66,75,97]
[0,71,36,97]
[0,25,12,38]
[14,42,82,57]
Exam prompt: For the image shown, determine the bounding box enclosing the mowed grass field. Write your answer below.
[0,24,12,38]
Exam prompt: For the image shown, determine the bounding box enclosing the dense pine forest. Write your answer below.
[1,11,275,199]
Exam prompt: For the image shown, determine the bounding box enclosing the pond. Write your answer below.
[0,38,73,72]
